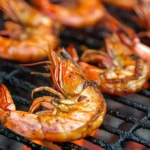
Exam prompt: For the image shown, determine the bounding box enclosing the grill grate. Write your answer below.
[0,56,150,150]
[0,3,150,150]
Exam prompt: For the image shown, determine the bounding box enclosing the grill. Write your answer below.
[0,2,150,150]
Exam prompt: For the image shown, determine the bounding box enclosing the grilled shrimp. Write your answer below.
[31,0,105,27]
[118,31,150,68]
[30,0,150,63]
[67,34,149,95]
[102,0,150,30]
[0,0,60,62]
[31,0,150,72]
[0,48,106,142]
[97,11,150,69]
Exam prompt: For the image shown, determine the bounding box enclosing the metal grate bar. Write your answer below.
[85,136,111,149]
[107,109,150,129]
[60,29,102,48]
[12,95,32,106]
[0,124,87,150]
[104,94,148,112]
[0,125,50,150]
[54,142,87,150]
[101,122,150,147]
[139,90,150,98]
[0,72,36,91]
[0,69,150,149]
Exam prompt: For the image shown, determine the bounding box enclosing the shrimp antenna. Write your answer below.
[20,45,54,67]
[20,61,52,78]
[47,44,57,67]
[20,46,54,77]
[20,61,51,67]
[31,72,51,78]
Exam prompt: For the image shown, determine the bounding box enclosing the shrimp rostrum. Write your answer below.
[68,34,149,96]
[0,0,60,62]
[0,48,106,142]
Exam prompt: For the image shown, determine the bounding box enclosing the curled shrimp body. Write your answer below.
[0,0,60,62]
[0,48,106,142]
[67,34,149,95]
[31,0,105,28]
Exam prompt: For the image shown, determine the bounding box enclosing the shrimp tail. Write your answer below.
[0,84,16,112]
[0,84,45,140]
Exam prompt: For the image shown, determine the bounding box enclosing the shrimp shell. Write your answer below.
[0,48,106,142]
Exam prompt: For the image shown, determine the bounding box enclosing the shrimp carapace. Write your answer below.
[0,48,106,142]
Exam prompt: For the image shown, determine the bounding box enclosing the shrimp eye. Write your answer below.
[118,28,127,36]
[77,96,87,102]
[60,50,76,63]
[60,51,69,59]
[130,54,140,61]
